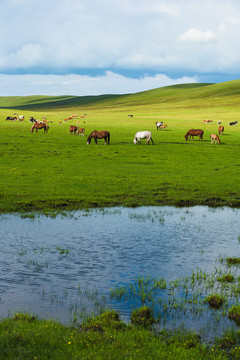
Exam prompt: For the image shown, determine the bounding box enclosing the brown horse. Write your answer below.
[210,134,221,144]
[87,130,110,145]
[218,126,224,135]
[77,128,85,136]
[31,122,49,133]
[69,125,79,134]
[185,129,204,141]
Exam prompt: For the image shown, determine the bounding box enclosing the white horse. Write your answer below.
[133,131,154,145]
[156,121,163,130]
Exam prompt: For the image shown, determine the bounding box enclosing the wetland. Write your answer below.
[1,205,240,338]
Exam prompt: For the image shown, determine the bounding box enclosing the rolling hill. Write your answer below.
[1,80,240,110]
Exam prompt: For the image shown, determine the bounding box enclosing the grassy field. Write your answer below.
[0,311,236,360]
[0,80,240,213]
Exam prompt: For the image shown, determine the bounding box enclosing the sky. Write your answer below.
[1,0,240,96]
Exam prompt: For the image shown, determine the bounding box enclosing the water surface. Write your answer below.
[0,206,239,324]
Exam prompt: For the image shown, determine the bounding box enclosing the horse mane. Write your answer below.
[87,130,97,140]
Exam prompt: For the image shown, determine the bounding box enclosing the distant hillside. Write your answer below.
[0,94,122,110]
[1,80,240,110]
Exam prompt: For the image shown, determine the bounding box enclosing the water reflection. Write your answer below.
[0,206,239,325]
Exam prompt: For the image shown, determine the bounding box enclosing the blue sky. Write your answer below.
[1,0,240,96]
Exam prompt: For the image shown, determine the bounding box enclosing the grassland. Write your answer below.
[0,80,240,213]
[0,311,236,360]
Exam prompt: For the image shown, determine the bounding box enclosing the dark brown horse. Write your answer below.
[185,129,204,141]
[87,130,110,145]
[69,125,79,134]
[31,122,49,133]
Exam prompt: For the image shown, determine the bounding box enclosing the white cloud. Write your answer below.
[1,0,240,95]
[0,72,197,96]
[179,28,217,43]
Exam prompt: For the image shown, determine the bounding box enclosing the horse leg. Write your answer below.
[151,137,154,145]
[94,138,98,144]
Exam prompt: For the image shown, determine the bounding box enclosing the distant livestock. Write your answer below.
[185,129,204,141]
[128,115,133,117]
[159,124,168,130]
[69,125,79,135]
[210,134,220,144]
[218,126,224,135]
[6,116,17,121]
[156,121,163,130]
[203,119,213,123]
[229,121,238,126]
[77,128,85,136]
[133,131,154,145]
[217,121,221,125]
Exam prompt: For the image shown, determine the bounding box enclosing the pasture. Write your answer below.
[0,81,240,213]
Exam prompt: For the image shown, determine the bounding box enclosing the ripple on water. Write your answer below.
[0,206,239,325]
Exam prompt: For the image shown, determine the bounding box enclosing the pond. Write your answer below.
[0,206,240,332]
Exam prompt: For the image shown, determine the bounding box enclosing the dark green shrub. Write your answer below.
[130,306,155,328]
[204,294,224,309]
[229,305,240,325]
[217,274,234,283]
[226,257,240,265]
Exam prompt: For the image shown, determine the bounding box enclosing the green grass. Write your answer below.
[0,311,232,360]
[0,80,240,213]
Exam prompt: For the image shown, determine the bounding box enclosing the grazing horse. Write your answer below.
[69,125,79,134]
[87,130,110,145]
[133,131,154,145]
[31,122,49,133]
[185,129,204,141]
[218,126,224,135]
[156,121,163,130]
[210,134,220,144]
[159,124,168,130]
[6,116,17,121]
[77,128,85,136]
[203,119,213,123]
[229,121,238,126]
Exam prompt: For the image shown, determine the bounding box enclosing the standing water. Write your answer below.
[0,206,239,327]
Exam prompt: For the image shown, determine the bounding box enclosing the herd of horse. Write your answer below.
[31,122,231,145]
[5,114,235,145]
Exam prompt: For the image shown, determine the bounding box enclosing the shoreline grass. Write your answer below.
[0,311,235,360]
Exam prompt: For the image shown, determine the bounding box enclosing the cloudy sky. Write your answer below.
[1,0,240,96]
